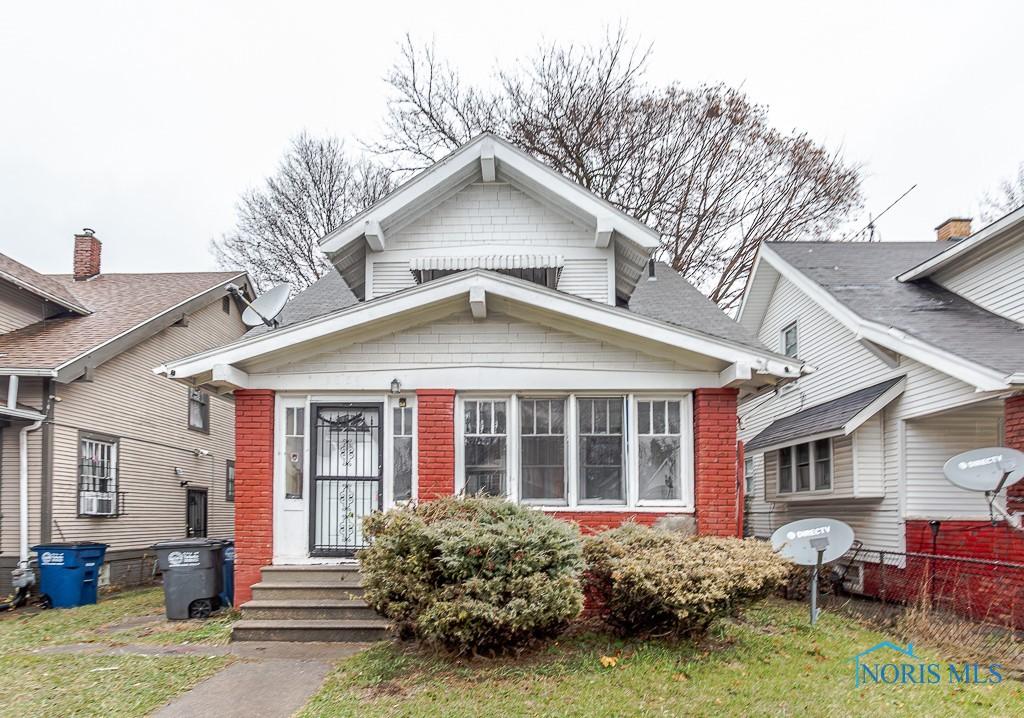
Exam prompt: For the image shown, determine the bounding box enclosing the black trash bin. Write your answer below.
[152,539,224,620]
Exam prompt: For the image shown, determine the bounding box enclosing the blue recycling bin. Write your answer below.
[219,540,235,608]
[31,542,108,608]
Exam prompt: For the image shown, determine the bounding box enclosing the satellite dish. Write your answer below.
[772,518,855,566]
[233,283,290,328]
[942,447,1024,493]
[773,518,855,627]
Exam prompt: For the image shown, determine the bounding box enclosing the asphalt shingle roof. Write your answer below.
[0,272,242,369]
[745,377,904,451]
[0,253,89,314]
[248,262,768,353]
[770,242,1024,375]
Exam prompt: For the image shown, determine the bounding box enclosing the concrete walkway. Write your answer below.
[36,641,368,717]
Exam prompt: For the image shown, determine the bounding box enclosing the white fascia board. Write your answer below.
[246,366,721,392]
[897,204,1024,282]
[744,429,845,456]
[759,245,1011,392]
[735,249,778,333]
[842,377,906,435]
[319,133,661,255]
[0,405,47,422]
[158,269,802,380]
[0,368,58,377]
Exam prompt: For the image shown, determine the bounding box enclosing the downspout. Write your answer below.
[19,419,43,568]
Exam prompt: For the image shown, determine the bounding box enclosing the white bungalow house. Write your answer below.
[737,208,1024,608]
[158,134,803,640]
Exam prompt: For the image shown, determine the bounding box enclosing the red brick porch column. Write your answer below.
[1005,395,1024,511]
[234,389,275,606]
[417,389,456,501]
[694,388,740,537]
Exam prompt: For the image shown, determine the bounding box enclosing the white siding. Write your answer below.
[904,401,1003,519]
[271,309,692,375]
[559,258,610,303]
[363,182,616,305]
[738,275,1005,554]
[370,261,416,298]
[0,378,46,555]
[935,235,1024,324]
[853,413,884,496]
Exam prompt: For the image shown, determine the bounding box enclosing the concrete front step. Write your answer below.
[232,619,390,643]
[240,599,379,621]
[260,565,363,586]
[251,582,367,601]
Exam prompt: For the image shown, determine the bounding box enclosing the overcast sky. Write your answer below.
[1,1,1022,275]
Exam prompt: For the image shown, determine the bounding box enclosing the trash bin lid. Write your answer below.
[152,538,225,550]
[32,542,109,550]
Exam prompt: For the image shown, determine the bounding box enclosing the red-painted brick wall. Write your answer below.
[1005,395,1024,511]
[693,388,740,537]
[546,511,674,534]
[233,389,275,606]
[417,389,455,501]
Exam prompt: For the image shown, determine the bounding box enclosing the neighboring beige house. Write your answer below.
[0,230,251,594]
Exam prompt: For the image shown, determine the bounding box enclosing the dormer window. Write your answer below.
[409,256,563,290]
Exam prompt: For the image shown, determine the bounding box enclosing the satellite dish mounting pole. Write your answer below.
[810,547,824,626]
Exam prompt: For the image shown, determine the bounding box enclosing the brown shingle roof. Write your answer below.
[0,253,89,314]
[0,272,242,370]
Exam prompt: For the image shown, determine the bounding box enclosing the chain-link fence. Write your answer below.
[802,547,1024,673]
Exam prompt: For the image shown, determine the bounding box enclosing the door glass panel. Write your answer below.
[393,405,414,502]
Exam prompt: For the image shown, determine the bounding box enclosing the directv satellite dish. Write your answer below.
[943,447,1024,533]
[228,283,290,328]
[942,447,1024,493]
[772,518,855,626]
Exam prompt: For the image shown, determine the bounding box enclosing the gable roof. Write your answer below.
[158,268,803,386]
[0,252,90,315]
[897,204,1024,281]
[245,270,358,337]
[745,376,906,453]
[740,241,1024,391]
[0,271,245,381]
[318,133,660,304]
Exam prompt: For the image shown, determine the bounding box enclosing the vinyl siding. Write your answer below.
[904,400,1003,519]
[934,235,1024,324]
[738,275,1004,554]
[0,378,46,556]
[44,296,245,551]
[368,182,615,305]
[0,280,50,334]
[270,309,693,375]
[853,413,884,496]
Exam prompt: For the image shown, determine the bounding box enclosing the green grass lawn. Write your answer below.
[298,600,1024,718]
[0,587,231,718]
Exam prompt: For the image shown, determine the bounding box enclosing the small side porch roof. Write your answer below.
[745,376,906,454]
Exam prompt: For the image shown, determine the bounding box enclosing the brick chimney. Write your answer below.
[935,217,972,242]
[73,229,102,281]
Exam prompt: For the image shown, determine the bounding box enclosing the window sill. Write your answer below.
[772,491,883,503]
[535,505,694,514]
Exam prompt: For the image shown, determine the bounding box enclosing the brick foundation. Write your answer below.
[233,389,275,606]
[693,388,741,537]
[417,389,455,501]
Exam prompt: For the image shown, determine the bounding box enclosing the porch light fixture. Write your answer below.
[390,378,401,395]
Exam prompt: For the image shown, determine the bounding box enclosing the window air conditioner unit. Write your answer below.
[80,493,115,516]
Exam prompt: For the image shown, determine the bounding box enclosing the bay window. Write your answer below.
[577,397,625,504]
[777,438,832,494]
[520,398,567,503]
[464,399,507,496]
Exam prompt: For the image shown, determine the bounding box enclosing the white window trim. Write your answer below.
[776,437,833,495]
[384,394,417,508]
[517,396,569,507]
[633,395,694,509]
[780,320,799,358]
[455,392,694,512]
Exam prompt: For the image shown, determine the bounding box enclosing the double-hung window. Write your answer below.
[577,397,625,504]
[637,400,683,502]
[520,398,566,503]
[188,388,210,432]
[777,438,832,494]
[464,399,507,496]
[79,435,119,516]
[226,460,235,502]
[781,321,798,358]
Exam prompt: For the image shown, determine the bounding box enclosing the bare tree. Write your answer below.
[375,31,863,309]
[214,132,392,292]
[980,162,1024,222]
